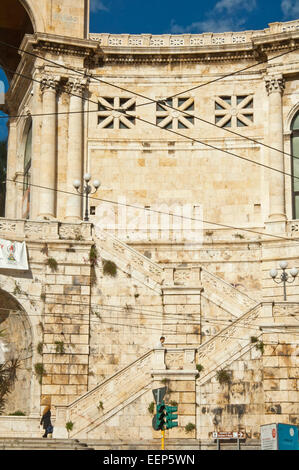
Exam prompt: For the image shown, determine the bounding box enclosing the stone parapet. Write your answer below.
[0,218,93,241]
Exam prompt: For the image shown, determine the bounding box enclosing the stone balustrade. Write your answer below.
[89,20,299,49]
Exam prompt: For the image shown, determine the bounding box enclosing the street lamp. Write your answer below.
[73,173,100,222]
[269,261,299,301]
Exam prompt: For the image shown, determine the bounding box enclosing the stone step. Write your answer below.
[0,438,93,450]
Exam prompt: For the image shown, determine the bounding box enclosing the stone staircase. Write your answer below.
[94,228,163,292]
[60,350,154,439]
[196,303,263,385]
[53,303,267,440]
[0,438,94,450]
[200,268,258,318]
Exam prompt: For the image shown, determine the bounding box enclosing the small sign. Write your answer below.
[213,431,246,439]
[152,387,167,404]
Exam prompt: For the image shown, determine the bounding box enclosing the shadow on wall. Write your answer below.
[0,289,33,416]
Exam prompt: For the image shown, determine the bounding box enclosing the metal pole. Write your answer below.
[84,185,89,222]
[161,430,165,450]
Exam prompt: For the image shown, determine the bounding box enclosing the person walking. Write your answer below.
[40,405,53,438]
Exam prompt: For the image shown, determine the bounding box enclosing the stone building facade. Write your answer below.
[0,1,298,447]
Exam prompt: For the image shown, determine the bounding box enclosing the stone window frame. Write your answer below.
[215,94,254,128]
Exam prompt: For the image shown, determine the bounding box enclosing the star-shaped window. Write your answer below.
[156,97,195,129]
[215,95,254,128]
[98,97,136,129]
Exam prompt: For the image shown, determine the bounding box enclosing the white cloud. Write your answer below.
[281,0,299,19]
[170,0,256,34]
[90,0,109,13]
[214,0,256,13]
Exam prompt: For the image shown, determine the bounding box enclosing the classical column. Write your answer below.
[5,118,18,218]
[38,76,59,219]
[65,78,87,221]
[265,74,286,222]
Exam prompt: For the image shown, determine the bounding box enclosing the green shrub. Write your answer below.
[37,342,43,355]
[9,411,26,416]
[46,258,58,272]
[185,423,196,433]
[34,363,45,384]
[66,421,74,432]
[196,364,204,373]
[216,369,231,385]
[102,259,117,277]
[148,402,155,415]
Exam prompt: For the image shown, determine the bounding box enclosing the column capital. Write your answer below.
[67,77,89,97]
[265,74,285,95]
[40,75,60,94]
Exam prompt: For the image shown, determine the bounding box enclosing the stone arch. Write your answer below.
[0,0,37,80]
[285,100,299,133]
[0,276,40,416]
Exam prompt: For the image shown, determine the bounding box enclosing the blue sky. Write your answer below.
[89,0,299,34]
[1,0,299,140]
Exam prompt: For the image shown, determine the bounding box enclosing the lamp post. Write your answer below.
[269,261,299,301]
[73,173,100,222]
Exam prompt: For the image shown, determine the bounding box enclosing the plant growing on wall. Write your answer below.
[89,245,98,267]
[66,421,74,433]
[102,259,117,277]
[148,402,155,415]
[46,257,58,272]
[216,369,231,385]
[255,341,265,354]
[37,342,43,355]
[185,423,196,433]
[251,336,264,354]
[9,410,26,416]
[0,358,20,415]
[34,363,46,385]
[55,341,65,354]
[196,364,204,373]
[97,401,104,411]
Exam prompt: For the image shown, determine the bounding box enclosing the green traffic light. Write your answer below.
[165,405,178,429]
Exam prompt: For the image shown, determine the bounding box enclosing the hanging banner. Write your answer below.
[0,239,29,271]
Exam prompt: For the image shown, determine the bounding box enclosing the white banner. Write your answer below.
[0,239,29,271]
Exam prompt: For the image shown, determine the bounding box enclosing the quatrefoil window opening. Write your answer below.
[98,97,137,129]
[215,95,254,128]
[156,97,195,129]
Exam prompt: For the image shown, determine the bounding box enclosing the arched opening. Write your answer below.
[0,0,34,81]
[291,113,299,219]
[0,288,33,416]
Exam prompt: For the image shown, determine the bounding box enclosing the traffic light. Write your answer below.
[156,401,166,430]
[166,405,178,429]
